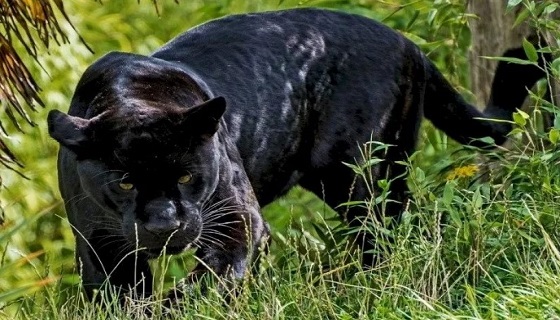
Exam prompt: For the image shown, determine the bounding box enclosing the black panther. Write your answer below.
[47,8,547,301]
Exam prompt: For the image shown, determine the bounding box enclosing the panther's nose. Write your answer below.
[143,197,181,235]
[144,218,181,235]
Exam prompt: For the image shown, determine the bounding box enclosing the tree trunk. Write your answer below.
[467,1,533,107]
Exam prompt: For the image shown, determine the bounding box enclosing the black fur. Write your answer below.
[47,8,540,301]
[489,45,552,116]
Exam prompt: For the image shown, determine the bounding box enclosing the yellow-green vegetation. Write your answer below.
[2,0,560,319]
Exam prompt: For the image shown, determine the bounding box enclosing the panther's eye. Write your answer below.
[178,173,192,184]
[119,174,134,190]
[119,182,134,190]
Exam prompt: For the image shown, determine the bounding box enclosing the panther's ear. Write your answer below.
[47,110,92,153]
[183,96,227,137]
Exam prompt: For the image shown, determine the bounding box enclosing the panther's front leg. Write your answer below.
[167,136,271,299]
[168,201,269,303]
[76,230,154,301]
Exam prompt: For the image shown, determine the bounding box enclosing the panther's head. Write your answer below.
[47,53,230,256]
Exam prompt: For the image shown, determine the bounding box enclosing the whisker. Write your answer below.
[203,224,238,232]
[101,177,125,187]
[201,203,241,215]
[66,193,91,206]
[202,211,239,224]
[197,235,225,249]
[204,220,240,227]
[200,196,237,213]
[201,229,241,244]
[81,215,123,231]
[201,204,241,214]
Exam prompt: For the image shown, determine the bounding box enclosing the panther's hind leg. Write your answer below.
[299,151,409,267]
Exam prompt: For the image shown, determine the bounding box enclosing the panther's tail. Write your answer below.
[422,49,550,147]
[487,46,552,120]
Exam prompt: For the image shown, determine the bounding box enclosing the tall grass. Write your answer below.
[9,109,560,319]
[1,0,560,319]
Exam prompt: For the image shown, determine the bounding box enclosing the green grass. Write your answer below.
[8,204,560,320]
[5,126,560,319]
[2,0,560,319]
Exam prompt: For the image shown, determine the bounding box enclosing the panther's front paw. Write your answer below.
[164,271,207,309]
[164,270,242,310]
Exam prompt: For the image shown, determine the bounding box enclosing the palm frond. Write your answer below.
[0,0,85,169]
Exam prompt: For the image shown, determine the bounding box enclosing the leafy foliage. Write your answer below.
[0,0,78,168]
[1,0,560,319]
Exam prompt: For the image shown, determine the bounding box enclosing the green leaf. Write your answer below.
[554,113,560,130]
[536,78,548,98]
[363,158,384,168]
[522,38,538,62]
[478,136,496,145]
[513,8,530,28]
[427,9,437,26]
[377,179,388,190]
[517,229,542,244]
[518,109,530,119]
[549,128,559,144]
[311,223,329,244]
[551,57,560,77]
[414,167,425,182]
[507,0,523,9]
[544,3,559,14]
[401,31,427,45]
[472,188,483,209]
[342,161,361,174]
[449,208,462,227]
[428,192,436,202]
[405,10,420,31]
[481,56,536,65]
[336,201,366,208]
[442,181,454,206]
[513,113,527,127]
[540,153,553,161]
